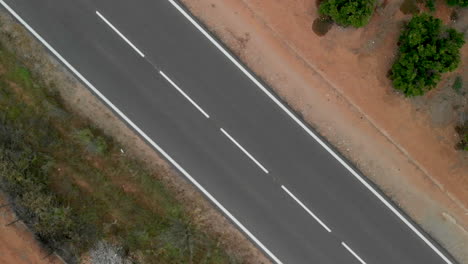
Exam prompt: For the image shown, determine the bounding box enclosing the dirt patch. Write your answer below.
[0,192,64,264]
[178,0,468,262]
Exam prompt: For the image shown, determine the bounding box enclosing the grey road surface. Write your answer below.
[1,0,456,263]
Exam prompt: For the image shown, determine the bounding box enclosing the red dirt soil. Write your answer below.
[0,193,63,264]
[180,0,468,262]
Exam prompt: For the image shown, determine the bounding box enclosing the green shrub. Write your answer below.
[426,0,436,11]
[390,14,465,96]
[75,128,108,155]
[11,66,33,88]
[319,0,376,28]
[453,76,463,93]
[447,0,468,7]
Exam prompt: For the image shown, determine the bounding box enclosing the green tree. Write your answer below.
[390,14,465,96]
[447,0,468,7]
[319,0,376,28]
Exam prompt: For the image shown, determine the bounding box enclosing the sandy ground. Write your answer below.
[179,0,468,262]
[0,10,270,264]
[0,193,64,264]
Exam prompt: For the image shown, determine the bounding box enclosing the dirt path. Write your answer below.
[0,193,63,264]
[179,0,468,262]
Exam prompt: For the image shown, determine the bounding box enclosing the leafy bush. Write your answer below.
[426,0,436,12]
[390,14,465,96]
[453,76,463,93]
[447,0,468,7]
[75,128,108,155]
[319,0,376,28]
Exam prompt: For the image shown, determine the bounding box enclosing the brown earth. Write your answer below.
[0,193,64,264]
[179,0,468,262]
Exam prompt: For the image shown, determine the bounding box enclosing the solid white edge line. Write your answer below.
[220,128,269,174]
[281,186,332,233]
[95,10,145,58]
[0,2,283,264]
[167,1,454,263]
[159,71,210,118]
[341,242,367,264]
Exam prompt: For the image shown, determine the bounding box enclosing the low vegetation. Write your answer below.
[425,0,467,12]
[390,13,465,96]
[0,42,236,263]
[456,122,468,151]
[452,76,463,93]
[426,0,436,12]
[447,0,468,7]
[318,0,376,28]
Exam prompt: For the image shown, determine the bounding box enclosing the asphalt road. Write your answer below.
[0,0,457,263]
